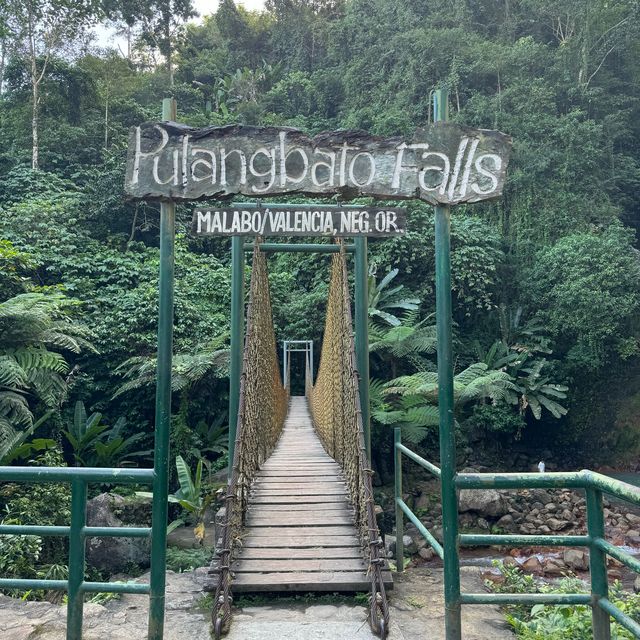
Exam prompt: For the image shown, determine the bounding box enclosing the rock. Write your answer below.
[385,534,396,556]
[111,494,152,525]
[521,557,543,574]
[459,489,506,518]
[496,514,514,529]
[459,513,476,528]
[418,547,435,561]
[502,557,519,569]
[547,518,570,532]
[563,549,589,571]
[543,559,566,575]
[626,513,640,526]
[482,571,505,586]
[86,493,150,573]
[414,493,431,511]
[403,534,416,554]
[477,518,489,530]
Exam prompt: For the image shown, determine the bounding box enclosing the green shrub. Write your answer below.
[165,547,213,573]
[489,562,640,639]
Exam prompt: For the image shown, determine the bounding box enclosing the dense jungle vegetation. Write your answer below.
[0,0,639,505]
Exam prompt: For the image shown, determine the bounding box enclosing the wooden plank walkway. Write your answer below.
[233,395,393,592]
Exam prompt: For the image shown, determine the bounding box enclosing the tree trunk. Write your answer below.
[163,10,173,87]
[104,90,109,148]
[31,66,39,170]
[0,38,6,96]
[28,6,39,170]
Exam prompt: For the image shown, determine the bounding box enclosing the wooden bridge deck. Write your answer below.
[232,395,393,592]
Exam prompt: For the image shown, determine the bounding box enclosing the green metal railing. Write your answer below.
[0,466,156,639]
[0,97,177,639]
[394,427,640,639]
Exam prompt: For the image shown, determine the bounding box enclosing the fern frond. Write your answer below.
[0,356,28,389]
[0,391,33,428]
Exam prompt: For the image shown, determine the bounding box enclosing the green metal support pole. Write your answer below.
[148,97,176,640]
[228,235,245,474]
[434,88,462,640]
[394,427,404,571]
[587,488,612,640]
[354,236,371,460]
[66,478,87,640]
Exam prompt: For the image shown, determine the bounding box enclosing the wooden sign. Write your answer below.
[192,206,407,237]
[125,123,511,206]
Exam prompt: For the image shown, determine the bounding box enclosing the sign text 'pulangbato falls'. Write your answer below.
[125,123,512,206]
[192,206,407,237]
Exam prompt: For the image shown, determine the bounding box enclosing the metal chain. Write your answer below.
[209,241,288,638]
[307,242,390,638]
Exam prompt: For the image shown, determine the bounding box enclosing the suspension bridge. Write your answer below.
[5,92,640,640]
[208,243,392,638]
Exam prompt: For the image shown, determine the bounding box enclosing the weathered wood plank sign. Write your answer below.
[125,123,511,205]
[192,206,407,237]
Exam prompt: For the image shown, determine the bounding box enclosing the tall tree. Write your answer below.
[104,0,196,86]
[5,0,97,169]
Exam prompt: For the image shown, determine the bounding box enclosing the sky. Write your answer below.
[94,0,267,49]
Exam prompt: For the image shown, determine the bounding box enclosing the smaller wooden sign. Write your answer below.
[191,206,407,237]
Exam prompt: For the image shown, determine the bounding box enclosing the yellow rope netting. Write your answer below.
[211,242,288,637]
[307,243,390,637]
[211,240,388,638]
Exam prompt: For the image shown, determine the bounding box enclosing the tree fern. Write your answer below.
[0,292,94,433]
[113,337,229,398]
[382,363,518,444]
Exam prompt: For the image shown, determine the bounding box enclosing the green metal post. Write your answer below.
[586,488,612,640]
[434,88,462,640]
[354,236,371,460]
[229,235,245,474]
[66,478,87,640]
[394,427,404,571]
[148,97,176,640]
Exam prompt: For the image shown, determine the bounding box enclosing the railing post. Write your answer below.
[434,88,462,640]
[67,478,87,640]
[394,427,404,572]
[354,236,371,461]
[148,96,176,640]
[586,488,612,640]
[229,235,245,474]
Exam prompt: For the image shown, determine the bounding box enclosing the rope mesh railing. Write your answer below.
[209,242,288,638]
[307,243,390,638]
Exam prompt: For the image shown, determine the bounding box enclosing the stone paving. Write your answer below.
[0,566,513,639]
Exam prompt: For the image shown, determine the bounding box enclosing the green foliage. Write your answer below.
[0,292,94,445]
[138,455,218,542]
[465,403,527,439]
[0,449,71,583]
[368,268,419,328]
[381,363,516,443]
[165,546,213,573]
[60,400,144,467]
[479,339,569,420]
[489,562,640,639]
[113,335,229,397]
[523,224,640,370]
[369,311,437,376]
[0,0,638,467]
[0,525,42,580]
